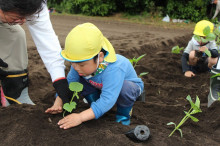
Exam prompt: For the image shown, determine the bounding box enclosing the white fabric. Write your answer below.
[26,3,65,81]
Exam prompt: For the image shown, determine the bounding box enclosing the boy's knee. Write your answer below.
[189,51,198,65]
[117,81,140,107]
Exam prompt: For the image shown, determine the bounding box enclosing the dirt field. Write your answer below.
[0,15,219,146]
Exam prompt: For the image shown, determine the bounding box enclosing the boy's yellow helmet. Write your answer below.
[193,20,214,36]
[61,23,116,62]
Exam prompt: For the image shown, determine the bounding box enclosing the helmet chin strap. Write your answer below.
[96,53,100,69]
[84,53,100,79]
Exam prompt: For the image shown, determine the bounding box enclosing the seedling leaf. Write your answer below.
[139,72,149,77]
[171,46,184,54]
[206,33,216,41]
[203,26,210,36]
[194,96,201,109]
[177,129,183,138]
[167,122,176,127]
[204,49,211,57]
[136,54,146,62]
[194,35,201,42]
[189,115,199,122]
[69,82,83,92]
[211,73,220,78]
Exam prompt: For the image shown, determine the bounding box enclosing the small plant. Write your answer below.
[63,82,83,117]
[171,45,184,54]
[129,54,148,77]
[167,95,202,138]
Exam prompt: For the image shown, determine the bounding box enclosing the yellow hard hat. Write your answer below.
[193,20,214,36]
[61,23,116,63]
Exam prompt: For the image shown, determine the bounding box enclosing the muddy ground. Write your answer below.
[0,15,219,146]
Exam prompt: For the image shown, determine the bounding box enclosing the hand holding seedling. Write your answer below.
[167,95,202,138]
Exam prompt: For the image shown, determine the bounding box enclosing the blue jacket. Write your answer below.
[67,54,144,119]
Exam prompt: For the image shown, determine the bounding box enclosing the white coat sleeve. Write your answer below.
[26,3,65,82]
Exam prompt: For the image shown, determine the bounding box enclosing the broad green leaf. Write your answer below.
[206,33,216,41]
[63,102,77,113]
[177,129,183,138]
[194,35,201,42]
[171,46,184,54]
[189,115,199,122]
[139,72,149,77]
[201,37,208,43]
[136,54,146,62]
[203,26,211,36]
[70,101,77,109]
[167,122,176,127]
[63,103,73,113]
[69,82,83,92]
[204,49,211,57]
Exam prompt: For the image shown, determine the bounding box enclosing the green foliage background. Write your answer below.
[47,0,214,22]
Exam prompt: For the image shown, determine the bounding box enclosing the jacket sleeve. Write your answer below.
[26,3,65,82]
[181,53,190,73]
[209,49,219,58]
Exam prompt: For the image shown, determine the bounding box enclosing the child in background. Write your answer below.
[181,20,219,77]
[46,23,144,129]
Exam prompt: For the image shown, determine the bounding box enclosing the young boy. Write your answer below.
[181,20,219,77]
[45,23,144,129]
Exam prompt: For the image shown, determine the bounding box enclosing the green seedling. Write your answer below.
[129,54,146,68]
[167,95,202,138]
[217,92,220,101]
[129,54,148,78]
[63,82,83,117]
[171,45,184,54]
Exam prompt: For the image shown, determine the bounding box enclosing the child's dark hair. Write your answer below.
[93,48,107,63]
[0,0,46,17]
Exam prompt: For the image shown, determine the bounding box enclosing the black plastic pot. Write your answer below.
[125,125,150,142]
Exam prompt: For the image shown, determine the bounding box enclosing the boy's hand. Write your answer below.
[58,108,95,129]
[58,113,82,129]
[184,71,195,77]
[45,96,63,114]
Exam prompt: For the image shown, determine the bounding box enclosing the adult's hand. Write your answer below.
[45,96,63,114]
[184,71,195,77]
[0,58,8,80]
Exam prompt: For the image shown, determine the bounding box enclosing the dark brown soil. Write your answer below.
[0,15,219,146]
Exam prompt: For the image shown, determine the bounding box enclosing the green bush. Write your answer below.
[47,0,212,22]
[166,0,210,22]
[48,0,116,16]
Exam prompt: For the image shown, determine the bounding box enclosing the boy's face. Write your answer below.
[71,52,104,76]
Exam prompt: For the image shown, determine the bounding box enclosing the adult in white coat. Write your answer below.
[0,0,73,109]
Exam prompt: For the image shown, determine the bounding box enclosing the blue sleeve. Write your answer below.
[91,68,125,119]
